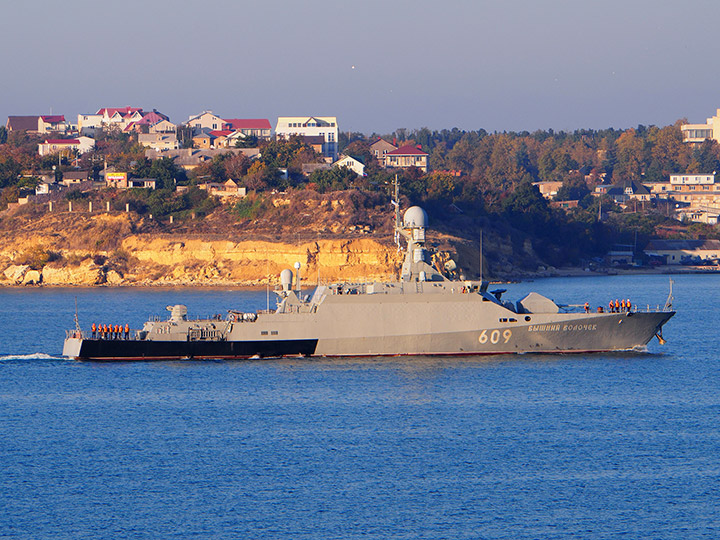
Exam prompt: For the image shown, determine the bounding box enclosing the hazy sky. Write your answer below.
[2,0,719,134]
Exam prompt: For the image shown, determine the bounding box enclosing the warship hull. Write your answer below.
[63,296,673,361]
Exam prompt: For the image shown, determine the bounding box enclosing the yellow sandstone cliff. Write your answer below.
[0,212,404,286]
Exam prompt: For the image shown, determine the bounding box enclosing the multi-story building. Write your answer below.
[370,138,398,167]
[186,111,226,134]
[385,145,429,173]
[138,133,179,151]
[681,109,720,144]
[665,174,720,207]
[275,116,338,160]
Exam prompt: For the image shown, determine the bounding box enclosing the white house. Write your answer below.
[333,155,365,176]
[275,116,338,160]
[38,136,95,156]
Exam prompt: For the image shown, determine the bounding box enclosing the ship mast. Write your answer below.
[392,174,401,251]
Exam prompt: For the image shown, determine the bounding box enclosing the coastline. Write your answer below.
[2,264,718,290]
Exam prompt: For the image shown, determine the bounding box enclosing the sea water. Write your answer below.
[0,274,719,539]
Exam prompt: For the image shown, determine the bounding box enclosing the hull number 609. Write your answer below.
[479,329,512,344]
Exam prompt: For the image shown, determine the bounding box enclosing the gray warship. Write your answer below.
[63,198,674,360]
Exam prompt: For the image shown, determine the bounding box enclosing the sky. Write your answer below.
[2,0,720,135]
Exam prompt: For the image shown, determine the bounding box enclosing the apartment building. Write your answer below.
[275,116,338,160]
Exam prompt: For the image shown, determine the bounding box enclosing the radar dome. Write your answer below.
[280,269,294,291]
[403,206,428,228]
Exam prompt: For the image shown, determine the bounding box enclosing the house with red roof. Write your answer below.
[77,106,147,135]
[223,119,271,140]
[38,115,68,133]
[124,111,173,133]
[209,130,234,148]
[6,115,68,133]
[97,106,143,120]
[38,136,95,156]
[385,145,429,173]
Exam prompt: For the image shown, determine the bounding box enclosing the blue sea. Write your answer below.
[1,274,718,539]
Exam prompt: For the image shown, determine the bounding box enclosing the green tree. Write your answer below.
[308,167,358,192]
[234,135,258,148]
[501,181,553,232]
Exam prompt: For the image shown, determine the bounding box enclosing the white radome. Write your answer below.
[403,206,428,228]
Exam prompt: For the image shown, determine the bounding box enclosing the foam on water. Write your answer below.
[0,352,64,362]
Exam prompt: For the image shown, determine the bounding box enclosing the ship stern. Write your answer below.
[62,336,83,359]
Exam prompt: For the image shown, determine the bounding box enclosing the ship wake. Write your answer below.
[0,353,65,362]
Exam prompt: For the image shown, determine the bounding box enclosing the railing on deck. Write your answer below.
[65,329,140,340]
[563,303,672,314]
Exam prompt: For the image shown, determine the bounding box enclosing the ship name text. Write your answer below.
[528,323,598,332]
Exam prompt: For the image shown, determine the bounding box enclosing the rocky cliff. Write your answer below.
[0,211,404,287]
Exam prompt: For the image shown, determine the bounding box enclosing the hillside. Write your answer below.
[0,189,551,287]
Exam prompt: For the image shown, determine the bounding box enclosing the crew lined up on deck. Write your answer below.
[92,323,130,339]
[607,299,632,313]
[585,299,633,313]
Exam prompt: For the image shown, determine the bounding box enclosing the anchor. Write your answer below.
[655,330,666,345]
